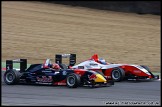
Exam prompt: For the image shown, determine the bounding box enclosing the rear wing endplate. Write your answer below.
[6,59,27,71]
[55,54,76,66]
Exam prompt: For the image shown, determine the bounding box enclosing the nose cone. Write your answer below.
[94,74,107,82]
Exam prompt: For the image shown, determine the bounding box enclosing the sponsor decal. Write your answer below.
[88,74,97,80]
[78,66,84,69]
[7,66,10,71]
[36,76,52,83]
[62,71,67,75]
[134,70,141,73]
[36,82,52,85]
[57,83,66,85]
[90,63,98,66]
[54,80,66,85]
[62,54,70,57]
[106,76,111,79]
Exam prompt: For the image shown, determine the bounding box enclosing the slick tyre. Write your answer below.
[111,67,125,82]
[66,73,80,88]
[4,69,21,85]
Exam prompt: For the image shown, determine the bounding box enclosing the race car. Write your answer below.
[3,58,114,88]
[56,54,159,81]
[72,54,160,81]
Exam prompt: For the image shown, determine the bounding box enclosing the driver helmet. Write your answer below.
[52,63,60,70]
[98,58,107,65]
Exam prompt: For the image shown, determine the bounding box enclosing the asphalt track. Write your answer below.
[1,72,161,106]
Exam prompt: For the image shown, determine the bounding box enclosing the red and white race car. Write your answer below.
[72,54,159,81]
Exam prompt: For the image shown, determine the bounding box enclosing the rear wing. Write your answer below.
[55,54,76,66]
[6,59,27,72]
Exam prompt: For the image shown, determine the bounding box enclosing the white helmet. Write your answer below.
[99,58,107,65]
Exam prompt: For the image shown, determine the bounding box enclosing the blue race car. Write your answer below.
[4,57,114,88]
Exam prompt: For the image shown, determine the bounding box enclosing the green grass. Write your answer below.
[1,62,31,69]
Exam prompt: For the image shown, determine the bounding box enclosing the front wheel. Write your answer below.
[66,73,80,88]
[4,70,21,85]
[111,67,125,82]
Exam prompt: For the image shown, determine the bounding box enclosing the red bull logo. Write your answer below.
[89,74,97,80]
[37,76,52,83]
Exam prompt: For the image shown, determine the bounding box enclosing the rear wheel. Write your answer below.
[4,69,21,85]
[111,67,125,82]
[66,73,80,88]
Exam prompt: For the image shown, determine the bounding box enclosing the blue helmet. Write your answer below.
[99,58,107,65]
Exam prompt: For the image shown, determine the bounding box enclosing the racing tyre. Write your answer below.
[66,73,80,88]
[111,67,125,82]
[4,69,21,85]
